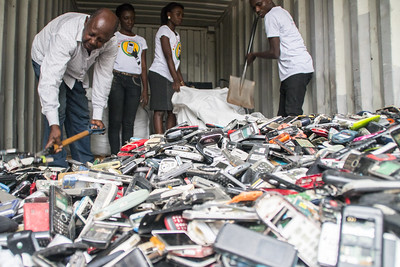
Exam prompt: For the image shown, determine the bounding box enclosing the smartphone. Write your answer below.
[49,185,74,238]
[338,205,384,267]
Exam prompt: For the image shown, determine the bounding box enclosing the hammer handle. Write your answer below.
[53,130,90,151]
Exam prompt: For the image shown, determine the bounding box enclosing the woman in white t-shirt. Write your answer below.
[149,2,185,134]
[108,3,149,155]
[247,0,314,117]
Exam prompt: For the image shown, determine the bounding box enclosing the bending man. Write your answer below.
[31,8,119,167]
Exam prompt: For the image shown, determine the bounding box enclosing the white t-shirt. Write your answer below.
[264,6,314,81]
[149,25,181,82]
[113,32,148,75]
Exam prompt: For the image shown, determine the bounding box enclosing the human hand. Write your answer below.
[246,52,256,65]
[46,125,62,153]
[172,80,181,92]
[90,119,105,129]
[140,93,149,107]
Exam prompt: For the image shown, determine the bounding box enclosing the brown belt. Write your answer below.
[113,69,140,78]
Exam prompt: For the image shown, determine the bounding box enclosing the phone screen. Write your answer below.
[339,216,377,266]
[390,128,400,147]
[156,232,197,247]
[294,138,315,148]
[374,161,400,176]
[55,191,68,211]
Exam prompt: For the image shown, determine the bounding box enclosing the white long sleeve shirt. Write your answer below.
[31,12,118,126]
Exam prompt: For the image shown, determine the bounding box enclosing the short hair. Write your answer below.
[116,3,135,18]
[161,2,184,25]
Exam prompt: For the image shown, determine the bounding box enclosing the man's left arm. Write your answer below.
[91,37,118,128]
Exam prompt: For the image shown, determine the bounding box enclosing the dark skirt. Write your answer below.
[149,70,175,111]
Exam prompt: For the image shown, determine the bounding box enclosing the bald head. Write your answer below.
[82,8,119,53]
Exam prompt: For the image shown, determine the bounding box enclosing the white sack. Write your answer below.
[172,86,246,128]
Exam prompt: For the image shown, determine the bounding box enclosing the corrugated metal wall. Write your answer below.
[0,0,74,152]
[1,0,400,153]
[216,0,400,118]
[134,25,213,86]
[0,0,212,152]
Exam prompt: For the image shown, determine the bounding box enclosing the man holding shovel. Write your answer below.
[247,0,314,116]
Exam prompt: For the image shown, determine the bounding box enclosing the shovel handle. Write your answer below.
[239,15,260,93]
[53,130,90,151]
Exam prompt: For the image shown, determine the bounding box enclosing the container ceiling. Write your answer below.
[73,0,233,27]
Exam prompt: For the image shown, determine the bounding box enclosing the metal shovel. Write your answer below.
[227,16,259,109]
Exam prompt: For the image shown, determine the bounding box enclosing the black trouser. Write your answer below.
[108,72,142,155]
[277,72,313,117]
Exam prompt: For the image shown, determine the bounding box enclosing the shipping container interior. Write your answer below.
[0,0,399,154]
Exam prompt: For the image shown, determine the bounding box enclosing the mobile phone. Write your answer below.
[390,125,400,148]
[255,192,320,267]
[280,115,297,124]
[293,138,317,155]
[93,189,149,221]
[370,142,398,155]
[317,221,340,267]
[202,146,222,158]
[368,160,400,180]
[337,205,384,267]
[0,198,19,218]
[24,202,50,232]
[167,254,217,267]
[81,221,118,249]
[213,223,297,267]
[7,230,41,255]
[211,170,247,189]
[182,205,259,221]
[246,144,269,164]
[102,247,152,267]
[157,158,178,176]
[164,214,187,231]
[74,196,93,224]
[331,130,358,144]
[49,185,74,238]
[383,232,400,267]
[164,149,204,162]
[229,122,259,142]
[151,230,201,251]
[127,42,134,53]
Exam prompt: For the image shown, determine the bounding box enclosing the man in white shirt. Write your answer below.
[31,8,119,167]
[247,0,314,117]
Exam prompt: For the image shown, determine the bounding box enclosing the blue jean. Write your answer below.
[32,60,94,167]
[108,72,142,155]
